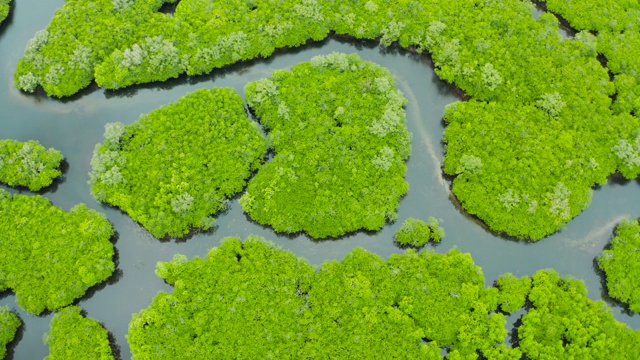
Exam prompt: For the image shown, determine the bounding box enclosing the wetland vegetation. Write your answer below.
[0,189,115,314]
[0,139,63,191]
[2,0,640,358]
[242,53,411,238]
[130,237,640,359]
[44,306,114,360]
[89,88,266,239]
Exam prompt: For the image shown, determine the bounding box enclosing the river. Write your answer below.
[1,0,639,358]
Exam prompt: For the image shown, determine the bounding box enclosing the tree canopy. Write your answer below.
[0,139,63,191]
[0,306,20,359]
[394,217,444,248]
[241,53,411,238]
[16,0,640,240]
[129,236,640,359]
[517,269,640,359]
[0,0,9,25]
[0,189,115,314]
[89,88,266,239]
[598,219,640,313]
[44,306,114,360]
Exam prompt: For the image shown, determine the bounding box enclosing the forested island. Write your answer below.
[2,0,640,358]
[0,139,63,191]
[13,0,640,240]
[242,53,411,238]
[44,306,114,360]
[394,217,444,248]
[89,88,266,238]
[0,189,115,314]
[129,237,640,359]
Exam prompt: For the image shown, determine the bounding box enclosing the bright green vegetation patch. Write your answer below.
[129,236,514,358]
[0,139,63,191]
[130,237,640,359]
[18,0,639,240]
[539,0,640,175]
[516,269,640,359]
[443,101,627,239]
[0,306,20,359]
[598,219,640,313]
[241,53,411,238]
[0,0,9,25]
[394,217,445,248]
[44,306,114,360]
[89,88,266,239]
[0,190,115,314]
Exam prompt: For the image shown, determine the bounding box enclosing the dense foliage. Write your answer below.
[44,306,114,360]
[241,53,411,238]
[517,269,640,359]
[130,237,640,359]
[129,236,516,359]
[0,190,115,314]
[0,139,63,191]
[89,88,266,239]
[538,1,640,171]
[0,0,9,25]
[394,217,444,247]
[597,219,640,313]
[17,0,639,239]
[0,306,20,359]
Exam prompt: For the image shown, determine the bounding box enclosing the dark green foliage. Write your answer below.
[0,139,63,191]
[0,189,115,314]
[129,236,315,359]
[395,218,432,247]
[518,269,640,359]
[44,306,114,360]
[0,306,20,359]
[89,88,266,239]
[129,237,519,359]
[241,53,411,238]
[0,0,9,25]
[598,219,640,313]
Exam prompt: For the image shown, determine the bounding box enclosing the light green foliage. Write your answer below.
[427,216,445,242]
[241,53,411,238]
[518,269,640,359]
[129,236,316,359]
[613,124,640,179]
[0,139,63,191]
[129,237,515,358]
[395,218,432,247]
[0,306,20,359]
[0,190,115,314]
[0,0,9,25]
[395,217,445,247]
[17,0,638,240]
[496,273,531,313]
[598,219,640,313]
[443,100,622,239]
[44,306,114,360]
[89,88,266,238]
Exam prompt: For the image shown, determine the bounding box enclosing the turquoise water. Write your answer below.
[1,1,639,358]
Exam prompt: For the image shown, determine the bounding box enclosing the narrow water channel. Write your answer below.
[1,1,640,358]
